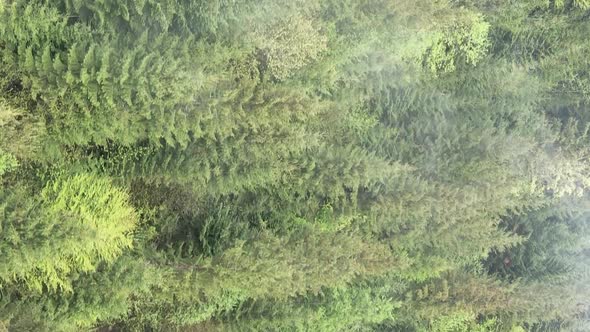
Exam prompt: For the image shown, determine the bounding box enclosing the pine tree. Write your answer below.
[216,285,397,332]
[0,173,137,293]
[0,255,159,331]
[0,2,211,146]
[119,220,400,329]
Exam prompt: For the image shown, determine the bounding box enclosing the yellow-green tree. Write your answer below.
[0,173,137,292]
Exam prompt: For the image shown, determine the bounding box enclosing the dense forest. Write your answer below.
[1,0,590,331]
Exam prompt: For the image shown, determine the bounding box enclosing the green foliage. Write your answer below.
[0,150,18,178]
[189,225,398,300]
[1,0,590,330]
[0,1,206,146]
[0,100,46,161]
[420,10,491,75]
[218,285,397,332]
[0,174,137,293]
[431,311,497,332]
[0,256,158,331]
[251,11,328,81]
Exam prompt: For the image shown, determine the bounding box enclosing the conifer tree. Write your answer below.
[217,285,397,332]
[0,256,158,331]
[0,173,137,293]
[118,220,400,329]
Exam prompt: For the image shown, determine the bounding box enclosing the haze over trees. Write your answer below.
[1,0,590,331]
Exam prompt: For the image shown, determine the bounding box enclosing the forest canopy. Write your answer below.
[1,0,590,331]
